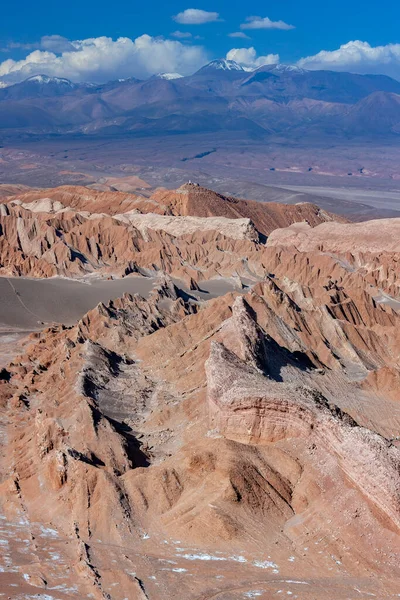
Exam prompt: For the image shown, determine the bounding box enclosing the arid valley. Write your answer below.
[1,8,400,597]
[0,176,399,599]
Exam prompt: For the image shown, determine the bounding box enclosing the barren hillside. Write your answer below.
[0,183,399,599]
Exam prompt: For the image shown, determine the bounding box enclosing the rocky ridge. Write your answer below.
[0,184,346,282]
[0,183,399,598]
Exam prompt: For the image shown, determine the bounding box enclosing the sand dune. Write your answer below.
[0,276,157,329]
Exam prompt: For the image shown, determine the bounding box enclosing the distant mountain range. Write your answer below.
[1,59,400,138]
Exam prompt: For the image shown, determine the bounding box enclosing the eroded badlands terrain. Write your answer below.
[0,183,399,599]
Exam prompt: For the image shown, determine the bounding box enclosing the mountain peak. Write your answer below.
[198,59,245,72]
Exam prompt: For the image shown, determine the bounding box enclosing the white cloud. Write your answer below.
[241,16,295,31]
[173,9,220,25]
[226,47,279,69]
[228,32,250,40]
[0,35,209,85]
[171,31,192,39]
[298,40,400,81]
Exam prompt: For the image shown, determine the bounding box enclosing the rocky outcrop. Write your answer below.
[145,183,347,236]
[206,340,400,531]
[2,266,400,597]
[0,183,355,283]
[266,219,400,297]
[114,212,259,242]
[5,182,345,232]
[1,183,400,598]
[5,184,143,214]
[267,218,400,254]
[0,202,264,281]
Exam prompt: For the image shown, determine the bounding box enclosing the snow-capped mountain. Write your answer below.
[196,59,245,73]
[0,74,77,100]
[25,75,76,86]
[1,64,400,139]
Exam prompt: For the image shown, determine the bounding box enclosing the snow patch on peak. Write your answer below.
[272,65,308,74]
[26,75,74,86]
[204,59,244,72]
[155,72,184,80]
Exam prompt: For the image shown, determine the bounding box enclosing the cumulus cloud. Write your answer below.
[226,47,279,69]
[298,40,400,81]
[0,35,209,85]
[173,9,220,25]
[241,16,295,31]
[171,31,192,39]
[228,32,250,40]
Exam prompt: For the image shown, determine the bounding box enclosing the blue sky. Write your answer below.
[1,1,400,84]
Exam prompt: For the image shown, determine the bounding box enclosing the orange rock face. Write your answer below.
[133,182,347,236]
[0,183,399,599]
[0,183,348,284]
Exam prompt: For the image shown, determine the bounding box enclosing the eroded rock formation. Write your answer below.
[0,184,399,598]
